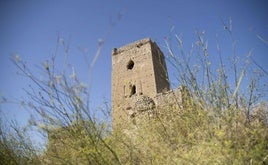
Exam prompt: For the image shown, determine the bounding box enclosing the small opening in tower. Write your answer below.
[130,85,136,96]
[127,60,134,70]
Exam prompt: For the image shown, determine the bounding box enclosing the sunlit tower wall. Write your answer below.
[111,38,170,128]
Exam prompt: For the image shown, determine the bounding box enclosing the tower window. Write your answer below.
[130,85,136,96]
[127,60,134,70]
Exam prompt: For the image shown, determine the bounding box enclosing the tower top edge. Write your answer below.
[112,38,152,56]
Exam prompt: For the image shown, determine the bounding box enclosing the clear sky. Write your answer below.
[0,0,268,126]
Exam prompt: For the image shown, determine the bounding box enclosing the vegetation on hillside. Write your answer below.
[1,26,268,164]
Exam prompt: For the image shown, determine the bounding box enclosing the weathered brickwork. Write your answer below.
[112,38,183,128]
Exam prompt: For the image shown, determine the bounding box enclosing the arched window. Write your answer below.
[130,85,136,96]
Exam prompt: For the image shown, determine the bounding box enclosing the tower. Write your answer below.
[112,38,170,128]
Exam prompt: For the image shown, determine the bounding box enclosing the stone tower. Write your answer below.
[112,38,170,128]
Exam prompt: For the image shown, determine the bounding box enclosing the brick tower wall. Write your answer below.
[111,38,170,128]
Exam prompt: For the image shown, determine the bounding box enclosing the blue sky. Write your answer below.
[0,0,268,126]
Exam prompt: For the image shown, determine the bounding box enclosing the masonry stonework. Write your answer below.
[112,38,184,128]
